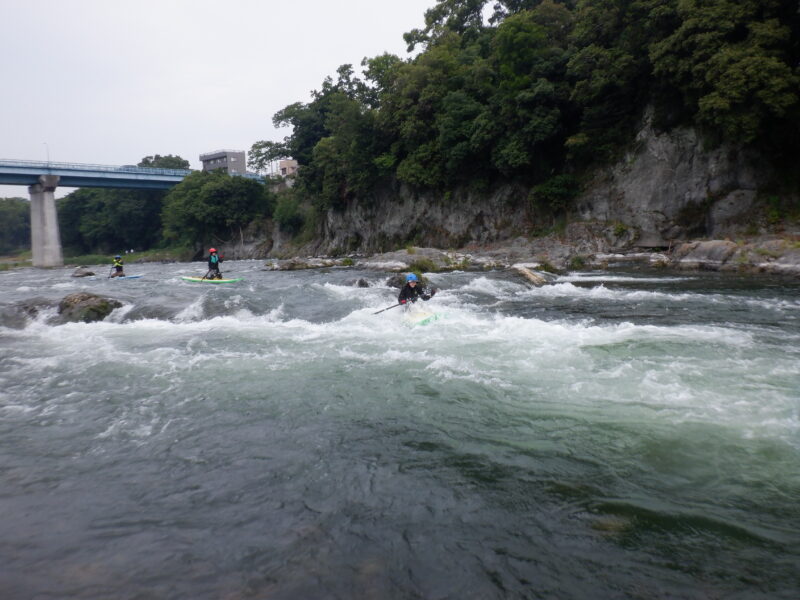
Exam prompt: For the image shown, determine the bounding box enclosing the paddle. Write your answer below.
[200,269,212,281]
[373,302,403,315]
[107,266,114,279]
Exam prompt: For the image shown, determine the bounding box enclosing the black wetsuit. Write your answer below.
[398,283,434,304]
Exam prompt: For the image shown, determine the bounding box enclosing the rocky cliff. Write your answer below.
[211,111,796,275]
[310,110,779,257]
[574,109,774,247]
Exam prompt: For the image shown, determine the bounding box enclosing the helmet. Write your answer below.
[406,273,418,282]
[114,255,121,259]
[209,248,217,253]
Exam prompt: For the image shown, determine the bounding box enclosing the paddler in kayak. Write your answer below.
[110,255,125,278]
[206,248,223,280]
[398,273,436,305]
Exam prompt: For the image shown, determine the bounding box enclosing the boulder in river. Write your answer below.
[71,266,95,277]
[344,277,370,288]
[0,298,58,329]
[58,292,122,323]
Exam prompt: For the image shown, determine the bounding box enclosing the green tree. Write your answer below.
[57,154,192,254]
[248,140,291,174]
[138,154,190,169]
[273,189,306,234]
[650,0,799,142]
[161,171,272,247]
[0,197,31,254]
[246,0,800,231]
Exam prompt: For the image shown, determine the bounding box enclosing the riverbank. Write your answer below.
[4,232,799,278]
[261,232,800,278]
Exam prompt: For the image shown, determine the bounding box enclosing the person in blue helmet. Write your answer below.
[398,273,436,305]
[110,254,125,278]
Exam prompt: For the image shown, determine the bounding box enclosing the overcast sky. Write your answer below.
[0,0,437,197]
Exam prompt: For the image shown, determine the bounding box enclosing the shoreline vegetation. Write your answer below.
[2,232,799,277]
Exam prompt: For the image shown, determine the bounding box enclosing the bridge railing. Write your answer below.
[0,158,192,177]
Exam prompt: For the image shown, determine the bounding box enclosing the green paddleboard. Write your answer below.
[403,309,440,327]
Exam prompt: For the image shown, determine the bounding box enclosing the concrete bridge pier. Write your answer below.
[29,175,63,267]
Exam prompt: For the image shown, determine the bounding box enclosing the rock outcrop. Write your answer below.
[58,293,122,323]
[296,109,778,258]
[574,110,770,247]
[0,298,57,329]
[71,266,95,277]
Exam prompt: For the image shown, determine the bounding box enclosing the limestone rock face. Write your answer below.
[319,182,528,256]
[312,114,770,255]
[58,292,122,323]
[573,111,768,247]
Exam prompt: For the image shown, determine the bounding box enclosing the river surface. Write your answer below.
[1,261,799,599]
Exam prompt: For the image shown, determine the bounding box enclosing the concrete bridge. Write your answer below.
[0,159,192,267]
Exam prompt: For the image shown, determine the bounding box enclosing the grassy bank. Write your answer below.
[0,246,196,270]
[62,246,196,267]
[0,250,32,270]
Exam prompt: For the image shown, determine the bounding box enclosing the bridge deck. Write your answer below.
[0,159,191,189]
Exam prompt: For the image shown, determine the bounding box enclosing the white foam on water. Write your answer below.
[558,273,694,283]
[452,276,527,298]
[512,281,800,313]
[2,277,797,447]
[106,302,134,323]
[175,294,207,321]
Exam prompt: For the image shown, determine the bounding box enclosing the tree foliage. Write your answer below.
[0,197,30,254]
[138,154,190,169]
[58,188,167,254]
[251,0,799,225]
[161,171,273,246]
[57,155,192,254]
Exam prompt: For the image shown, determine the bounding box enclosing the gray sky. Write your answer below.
[0,0,437,197]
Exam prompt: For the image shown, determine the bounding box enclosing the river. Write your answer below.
[1,260,798,599]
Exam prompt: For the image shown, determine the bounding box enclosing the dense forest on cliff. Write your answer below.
[252,0,799,230]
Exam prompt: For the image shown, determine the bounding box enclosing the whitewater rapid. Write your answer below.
[1,262,798,599]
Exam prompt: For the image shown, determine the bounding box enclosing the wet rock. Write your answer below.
[510,264,548,286]
[673,240,738,270]
[386,273,406,289]
[263,257,345,270]
[344,278,370,288]
[58,292,122,323]
[71,266,95,277]
[0,298,57,328]
[768,247,800,275]
[589,252,670,269]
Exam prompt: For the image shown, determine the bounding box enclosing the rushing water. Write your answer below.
[1,261,799,599]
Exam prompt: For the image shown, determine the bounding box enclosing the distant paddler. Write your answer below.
[204,247,223,280]
[109,255,125,278]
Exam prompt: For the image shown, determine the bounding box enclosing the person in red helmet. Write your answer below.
[206,248,223,279]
